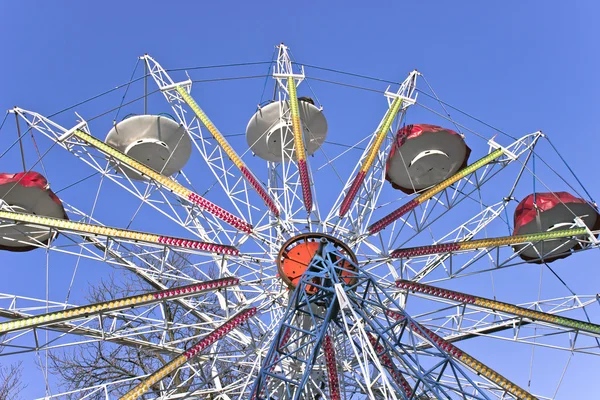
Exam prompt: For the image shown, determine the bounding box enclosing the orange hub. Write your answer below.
[277,233,357,291]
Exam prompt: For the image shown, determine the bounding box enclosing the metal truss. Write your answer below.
[142,54,278,233]
[0,294,181,356]
[357,132,542,246]
[406,290,600,355]
[9,107,245,245]
[265,44,323,236]
[324,70,419,238]
[391,230,600,284]
[250,238,537,399]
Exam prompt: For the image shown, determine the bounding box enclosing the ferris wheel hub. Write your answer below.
[277,233,357,290]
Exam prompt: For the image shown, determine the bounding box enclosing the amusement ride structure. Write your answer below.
[0,44,598,399]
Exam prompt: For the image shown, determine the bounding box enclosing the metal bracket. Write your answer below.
[488,137,517,161]
[574,217,599,244]
[273,72,305,80]
[161,79,192,92]
[334,283,350,309]
[384,90,417,106]
[58,121,87,142]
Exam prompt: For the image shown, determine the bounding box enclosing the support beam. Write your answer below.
[10,107,253,234]
[415,318,531,350]
[70,127,253,233]
[173,87,279,217]
[397,279,600,335]
[252,236,519,399]
[409,320,537,400]
[339,71,418,218]
[0,210,238,255]
[120,308,257,400]
[0,308,180,356]
[0,278,239,334]
[368,148,504,234]
[367,334,413,398]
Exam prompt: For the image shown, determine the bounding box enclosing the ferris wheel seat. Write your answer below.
[246,100,327,162]
[385,124,470,194]
[105,115,191,180]
[0,171,67,252]
[513,192,600,263]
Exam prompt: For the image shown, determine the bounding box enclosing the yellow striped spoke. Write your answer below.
[70,129,253,233]
[369,148,511,234]
[339,96,403,217]
[391,227,588,258]
[120,308,257,400]
[397,280,600,335]
[287,76,312,212]
[0,210,238,255]
[0,278,239,334]
[174,86,279,216]
[401,316,538,400]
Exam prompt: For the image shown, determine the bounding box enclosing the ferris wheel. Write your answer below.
[0,43,598,399]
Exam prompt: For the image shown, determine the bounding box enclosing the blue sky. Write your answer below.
[1,1,599,398]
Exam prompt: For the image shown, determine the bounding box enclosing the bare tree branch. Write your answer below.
[48,253,252,399]
[0,361,25,400]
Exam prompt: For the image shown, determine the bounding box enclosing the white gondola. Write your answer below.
[246,99,327,162]
[105,115,192,179]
